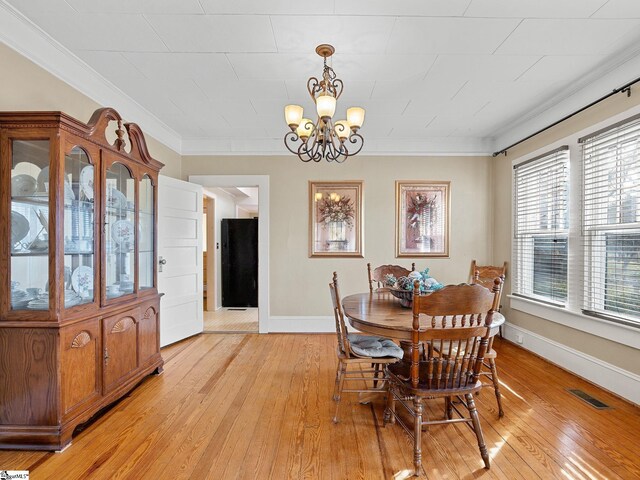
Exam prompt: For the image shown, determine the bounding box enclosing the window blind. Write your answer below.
[513,146,569,305]
[580,114,640,324]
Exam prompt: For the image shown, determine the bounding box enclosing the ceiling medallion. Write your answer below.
[284,44,365,163]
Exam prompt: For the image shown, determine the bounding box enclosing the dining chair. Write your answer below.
[329,272,404,423]
[367,262,416,293]
[469,260,507,417]
[384,279,502,476]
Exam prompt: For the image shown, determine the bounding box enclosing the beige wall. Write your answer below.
[0,43,181,178]
[182,154,494,316]
[5,37,637,375]
[492,90,640,374]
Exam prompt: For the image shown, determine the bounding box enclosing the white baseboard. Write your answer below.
[503,323,640,405]
[268,316,335,333]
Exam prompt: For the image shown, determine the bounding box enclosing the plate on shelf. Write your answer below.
[36,167,49,192]
[80,165,94,200]
[64,180,75,204]
[111,220,135,246]
[11,210,29,246]
[71,265,94,294]
[107,188,127,210]
[35,209,48,232]
[11,174,37,196]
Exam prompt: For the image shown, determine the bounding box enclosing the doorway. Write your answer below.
[197,180,265,333]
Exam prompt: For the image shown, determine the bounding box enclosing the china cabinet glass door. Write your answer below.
[10,140,50,311]
[105,162,135,300]
[63,147,95,308]
[139,175,154,290]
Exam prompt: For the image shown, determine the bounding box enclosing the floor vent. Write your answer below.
[567,389,611,410]
[228,308,247,311]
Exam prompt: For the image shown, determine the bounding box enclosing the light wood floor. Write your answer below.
[1,334,639,479]
[203,307,258,332]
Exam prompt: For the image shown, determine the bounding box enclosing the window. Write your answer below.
[513,146,569,305]
[581,115,640,324]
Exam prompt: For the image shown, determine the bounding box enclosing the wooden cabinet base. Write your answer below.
[0,359,162,451]
[0,298,164,451]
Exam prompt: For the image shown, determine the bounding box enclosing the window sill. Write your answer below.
[508,295,640,349]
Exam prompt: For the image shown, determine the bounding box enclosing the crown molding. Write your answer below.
[0,1,182,154]
[492,44,640,155]
[180,135,494,157]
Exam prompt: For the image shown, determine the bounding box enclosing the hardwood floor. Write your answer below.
[1,334,639,479]
[203,308,258,332]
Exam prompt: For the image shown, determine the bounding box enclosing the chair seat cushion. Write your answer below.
[347,333,404,359]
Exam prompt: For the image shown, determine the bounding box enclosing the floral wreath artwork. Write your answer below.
[309,181,363,257]
[396,181,450,257]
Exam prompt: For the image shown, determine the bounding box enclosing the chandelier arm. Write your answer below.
[312,132,324,162]
[332,79,344,100]
[326,139,347,163]
[346,133,365,156]
[300,130,319,162]
[327,126,343,156]
[297,142,314,162]
[307,77,321,103]
[284,131,301,155]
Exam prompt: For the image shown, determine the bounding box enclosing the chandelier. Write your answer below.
[284,44,365,163]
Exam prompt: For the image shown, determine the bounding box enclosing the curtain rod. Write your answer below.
[492,75,640,157]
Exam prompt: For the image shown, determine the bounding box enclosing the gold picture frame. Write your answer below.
[396,181,450,258]
[309,181,364,257]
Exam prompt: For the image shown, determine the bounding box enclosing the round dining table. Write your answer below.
[342,291,505,342]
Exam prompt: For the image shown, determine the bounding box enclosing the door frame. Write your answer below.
[189,175,269,333]
[204,195,216,312]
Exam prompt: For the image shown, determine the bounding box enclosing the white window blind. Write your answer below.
[513,146,569,305]
[580,114,640,325]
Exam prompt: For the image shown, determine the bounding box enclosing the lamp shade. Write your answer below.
[285,104,303,127]
[334,120,350,140]
[316,94,337,119]
[296,118,314,139]
[347,107,365,129]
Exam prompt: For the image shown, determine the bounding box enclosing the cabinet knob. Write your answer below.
[104,347,110,365]
[159,258,167,265]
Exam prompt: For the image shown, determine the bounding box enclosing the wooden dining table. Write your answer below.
[342,291,505,345]
[341,290,505,406]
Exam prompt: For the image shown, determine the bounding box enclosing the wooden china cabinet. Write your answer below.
[0,108,164,450]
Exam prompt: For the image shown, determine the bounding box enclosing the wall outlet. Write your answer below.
[515,333,524,344]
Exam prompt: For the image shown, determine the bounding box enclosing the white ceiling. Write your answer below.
[3,0,640,156]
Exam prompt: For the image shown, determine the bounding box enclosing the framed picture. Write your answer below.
[396,181,450,257]
[309,181,363,257]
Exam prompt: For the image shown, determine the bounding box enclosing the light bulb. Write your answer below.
[316,93,337,119]
[284,105,303,129]
[347,107,365,130]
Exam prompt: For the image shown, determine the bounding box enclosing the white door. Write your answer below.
[158,175,203,346]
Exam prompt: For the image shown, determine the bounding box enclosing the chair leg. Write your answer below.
[384,383,396,425]
[445,396,453,419]
[466,393,490,469]
[332,361,342,401]
[333,362,346,423]
[413,396,423,477]
[488,358,504,418]
[373,362,380,389]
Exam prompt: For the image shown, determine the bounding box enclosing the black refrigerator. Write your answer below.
[221,218,258,307]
